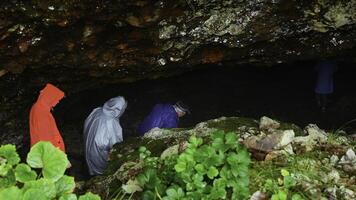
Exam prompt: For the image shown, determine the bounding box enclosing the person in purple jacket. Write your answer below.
[138,101,190,135]
[314,60,337,112]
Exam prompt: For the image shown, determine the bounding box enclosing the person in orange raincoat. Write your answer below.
[29,83,66,152]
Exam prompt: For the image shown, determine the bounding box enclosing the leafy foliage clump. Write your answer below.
[263,169,304,200]
[0,142,101,200]
[119,131,251,200]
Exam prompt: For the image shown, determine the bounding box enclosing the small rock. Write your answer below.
[293,124,327,152]
[250,191,266,200]
[275,130,295,149]
[83,25,94,38]
[259,116,280,131]
[330,155,339,166]
[160,144,180,159]
[346,149,356,161]
[305,124,328,142]
[328,169,340,183]
[243,130,294,152]
[339,186,356,199]
[126,15,143,27]
[0,69,8,77]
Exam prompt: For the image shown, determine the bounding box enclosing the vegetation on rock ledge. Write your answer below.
[86,116,355,200]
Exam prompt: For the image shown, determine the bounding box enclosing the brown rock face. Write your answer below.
[0,0,355,81]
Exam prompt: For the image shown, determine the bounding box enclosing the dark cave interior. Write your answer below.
[45,61,356,180]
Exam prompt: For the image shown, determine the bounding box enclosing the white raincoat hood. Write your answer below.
[83,96,127,175]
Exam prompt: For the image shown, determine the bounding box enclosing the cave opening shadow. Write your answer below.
[54,61,356,180]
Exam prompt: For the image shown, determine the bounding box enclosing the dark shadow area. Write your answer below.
[53,61,356,180]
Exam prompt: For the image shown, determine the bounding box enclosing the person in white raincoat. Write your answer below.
[83,96,127,175]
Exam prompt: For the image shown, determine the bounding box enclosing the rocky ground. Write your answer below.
[83,116,356,200]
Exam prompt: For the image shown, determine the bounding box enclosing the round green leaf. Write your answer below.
[0,144,20,166]
[278,190,287,200]
[23,189,47,200]
[55,175,75,196]
[78,192,101,200]
[27,142,69,181]
[60,194,78,200]
[15,163,37,183]
[292,194,304,200]
[23,178,56,199]
[0,186,23,200]
[194,164,205,175]
[207,166,219,179]
[281,169,289,177]
[174,162,186,172]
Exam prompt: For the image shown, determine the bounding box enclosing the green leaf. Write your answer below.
[292,193,304,200]
[225,132,238,145]
[142,190,155,200]
[122,179,142,194]
[219,165,231,180]
[264,179,277,193]
[205,152,224,167]
[211,137,225,151]
[15,163,37,183]
[23,178,56,199]
[139,146,147,153]
[194,164,205,175]
[283,175,296,189]
[0,169,16,188]
[60,194,78,200]
[271,194,280,200]
[213,178,226,188]
[0,144,20,166]
[0,186,23,200]
[226,152,239,166]
[78,192,101,200]
[281,169,289,177]
[23,189,47,200]
[0,163,12,176]
[27,141,69,181]
[165,187,185,199]
[236,150,250,166]
[166,188,178,197]
[278,190,287,200]
[211,131,225,141]
[210,187,226,199]
[192,174,206,188]
[188,136,203,148]
[207,166,219,179]
[55,175,75,196]
[175,162,186,172]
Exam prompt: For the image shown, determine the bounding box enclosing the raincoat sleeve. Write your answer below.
[95,120,123,152]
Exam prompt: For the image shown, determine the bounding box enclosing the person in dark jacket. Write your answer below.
[138,101,190,135]
[314,60,337,112]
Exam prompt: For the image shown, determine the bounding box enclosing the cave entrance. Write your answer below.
[52,61,355,180]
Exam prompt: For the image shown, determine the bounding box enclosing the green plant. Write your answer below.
[120,131,251,200]
[0,142,101,200]
[264,169,304,200]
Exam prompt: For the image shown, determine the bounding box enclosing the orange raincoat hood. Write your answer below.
[29,83,65,151]
[37,83,65,109]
